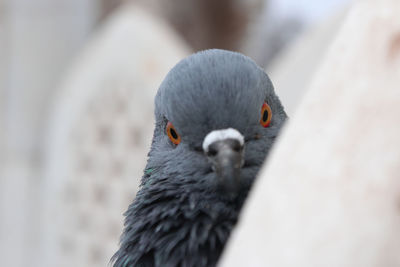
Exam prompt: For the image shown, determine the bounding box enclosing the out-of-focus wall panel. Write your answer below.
[4,0,98,156]
[41,5,189,267]
[220,0,400,266]
[0,1,99,267]
[268,9,346,116]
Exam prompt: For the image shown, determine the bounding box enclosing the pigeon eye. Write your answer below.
[260,102,272,127]
[166,121,181,145]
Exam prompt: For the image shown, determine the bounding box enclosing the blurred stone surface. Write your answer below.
[0,0,5,153]
[220,0,400,266]
[41,4,188,267]
[243,4,304,68]
[2,0,99,157]
[131,0,264,53]
[268,8,347,116]
[0,1,99,266]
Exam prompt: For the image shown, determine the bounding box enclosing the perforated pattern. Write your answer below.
[56,84,153,266]
[42,6,188,266]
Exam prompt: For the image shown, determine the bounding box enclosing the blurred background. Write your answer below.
[0,0,350,266]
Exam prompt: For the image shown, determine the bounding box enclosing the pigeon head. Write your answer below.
[149,49,286,198]
[113,49,287,267]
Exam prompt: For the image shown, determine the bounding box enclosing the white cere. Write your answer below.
[202,128,244,152]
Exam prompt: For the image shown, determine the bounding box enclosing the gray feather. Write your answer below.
[112,49,287,267]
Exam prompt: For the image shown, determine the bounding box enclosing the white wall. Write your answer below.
[0,1,99,266]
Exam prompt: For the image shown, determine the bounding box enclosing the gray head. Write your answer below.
[148,49,287,197]
[113,49,287,267]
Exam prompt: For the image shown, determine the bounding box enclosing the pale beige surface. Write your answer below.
[0,1,99,267]
[268,8,347,116]
[41,5,188,267]
[220,0,400,266]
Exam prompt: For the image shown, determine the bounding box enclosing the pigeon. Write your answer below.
[112,49,287,267]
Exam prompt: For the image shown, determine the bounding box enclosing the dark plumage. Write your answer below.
[112,49,287,267]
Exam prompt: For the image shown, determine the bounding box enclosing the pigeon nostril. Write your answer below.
[207,147,218,157]
[231,142,242,153]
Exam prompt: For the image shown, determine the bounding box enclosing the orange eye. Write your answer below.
[260,102,272,127]
[166,121,181,145]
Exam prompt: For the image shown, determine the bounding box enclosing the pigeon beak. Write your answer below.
[202,129,245,193]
